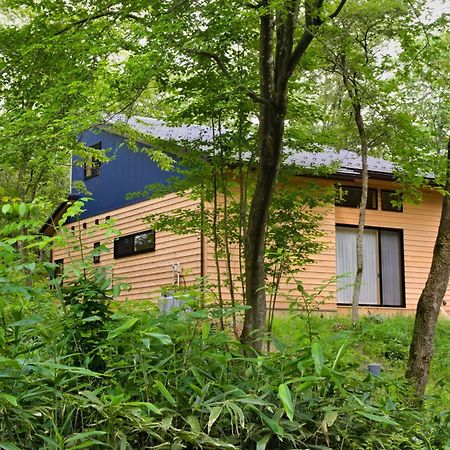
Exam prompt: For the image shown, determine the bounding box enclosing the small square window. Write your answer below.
[381,190,403,212]
[336,186,377,209]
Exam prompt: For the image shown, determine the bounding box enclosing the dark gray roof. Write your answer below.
[286,149,395,177]
[108,115,215,142]
[107,115,396,178]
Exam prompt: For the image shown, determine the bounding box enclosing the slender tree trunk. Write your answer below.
[406,139,450,396]
[341,62,369,324]
[350,104,368,324]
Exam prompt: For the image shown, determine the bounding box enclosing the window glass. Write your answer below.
[134,232,155,252]
[54,258,64,278]
[380,230,403,305]
[52,258,64,288]
[93,242,101,264]
[84,142,101,179]
[114,231,155,259]
[335,226,403,307]
[114,235,134,258]
[336,187,377,209]
[381,190,403,212]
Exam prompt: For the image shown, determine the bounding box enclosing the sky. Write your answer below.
[426,0,450,20]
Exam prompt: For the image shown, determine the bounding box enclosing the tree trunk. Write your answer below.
[240,0,348,352]
[240,11,285,352]
[351,142,368,324]
[350,101,369,324]
[405,139,450,396]
[340,61,369,324]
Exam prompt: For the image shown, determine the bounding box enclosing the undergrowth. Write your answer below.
[0,201,448,449]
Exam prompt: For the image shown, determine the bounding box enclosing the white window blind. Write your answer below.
[336,227,403,307]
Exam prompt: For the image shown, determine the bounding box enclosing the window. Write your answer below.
[52,258,64,287]
[114,230,155,259]
[336,186,378,209]
[381,190,403,212]
[54,258,64,277]
[93,242,101,264]
[84,142,101,179]
[335,226,404,307]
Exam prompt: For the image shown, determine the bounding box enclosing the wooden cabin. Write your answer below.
[42,116,450,316]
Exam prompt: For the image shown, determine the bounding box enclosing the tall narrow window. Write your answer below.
[93,242,101,264]
[335,226,404,307]
[84,142,101,179]
[52,258,64,287]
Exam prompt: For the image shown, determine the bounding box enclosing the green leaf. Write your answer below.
[65,431,107,444]
[1,204,12,215]
[0,443,21,450]
[357,412,398,427]
[324,410,338,427]
[207,406,222,433]
[154,380,177,406]
[107,317,139,339]
[10,317,42,327]
[36,362,101,378]
[162,416,173,431]
[311,341,324,376]
[260,413,284,436]
[144,332,172,345]
[123,402,162,414]
[186,415,201,432]
[68,440,107,449]
[278,383,294,421]
[256,434,271,450]
[227,401,245,429]
[18,203,27,217]
[0,394,18,406]
[202,321,210,340]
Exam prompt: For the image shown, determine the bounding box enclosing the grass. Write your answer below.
[272,313,450,403]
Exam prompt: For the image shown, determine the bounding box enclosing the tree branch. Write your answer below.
[191,49,267,104]
[287,0,348,77]
[54,11,118,35]
[329,0,348,20]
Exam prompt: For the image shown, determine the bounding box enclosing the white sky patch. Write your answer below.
[422,0,450,22]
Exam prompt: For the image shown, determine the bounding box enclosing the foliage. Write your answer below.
[0,208,448,448]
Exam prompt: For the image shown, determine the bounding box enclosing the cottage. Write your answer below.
[42,116,450,315]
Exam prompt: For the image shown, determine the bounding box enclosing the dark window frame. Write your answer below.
[335,224,406,308]
[114,230,156,259]
[52,258,64,287]
[336,186,378,210]
[84,142,102,180]
[381,190,403,212]
[93,242,101,264]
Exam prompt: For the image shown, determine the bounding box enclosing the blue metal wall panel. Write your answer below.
[71,130,179,220]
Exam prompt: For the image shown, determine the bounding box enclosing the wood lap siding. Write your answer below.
[52,180,450,314]
[273,204,337,312]
[52,194,202,301]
